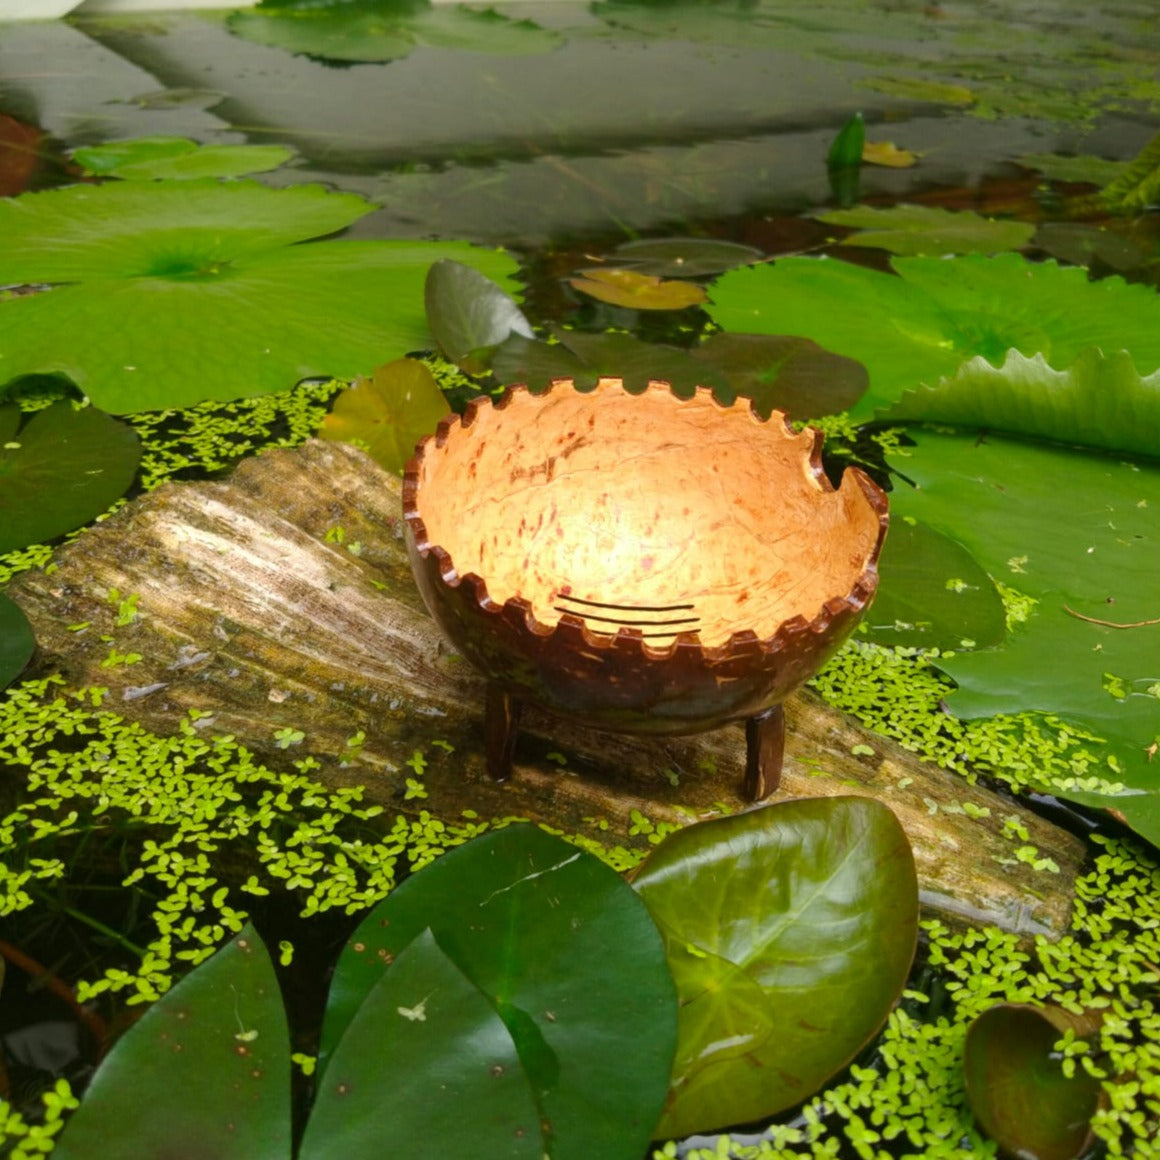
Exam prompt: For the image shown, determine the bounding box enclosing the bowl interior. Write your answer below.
[414,380,883,649]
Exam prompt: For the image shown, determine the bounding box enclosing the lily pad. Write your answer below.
[689,332,868,419]
[319,824,676,1160]
[300,929,542,1160]
[0,180,519,414]
[608,238,764,279]
[814,205,1034,256]
[424,258,533,373]
[886,427,1160,846]
[861,140,919,168]
[707,253,1160,420]
[318,358,448,475]
[631,797,918,1139]
[71,137,295,181]
[1032,223,1146,273]
[884,347,1160,459]
[863,518,1007,651]
[53,925,291,1160]
[229,0,561,65]
[0,593,35,690]
[1018,152,1128,187]
[963,1004,1102,1160]
[568,268,708,311]
[0,402,141,554]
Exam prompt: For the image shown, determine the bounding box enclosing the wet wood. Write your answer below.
[9,439,1085,941]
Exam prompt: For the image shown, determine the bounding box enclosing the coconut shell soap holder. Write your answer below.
[403,378,888,800]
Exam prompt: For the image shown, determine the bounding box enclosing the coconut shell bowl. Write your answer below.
[402,378,889,801]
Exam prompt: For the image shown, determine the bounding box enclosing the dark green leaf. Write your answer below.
[883,348,1160,459]
[491,333,590,391]
[632,797,918,1139]
[301,929,541,1160]
[690,332,868,419]
[827,111,864,169]
[71,137,294,181]
[706,254,1160,420]
[320,824,676,1160]
[863,518,1007,650]
[609,238,763,278]
[53,925,291,1160]
[814,204,1034,256]
[963,1004,1102,1160]
[424,259,533,373]
[1019,153,1128,187]
[0,403,140,554]
[1032,223,1146,273]
[0,593,35,690]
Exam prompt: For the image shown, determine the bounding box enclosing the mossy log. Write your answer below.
[10,439,1085,940]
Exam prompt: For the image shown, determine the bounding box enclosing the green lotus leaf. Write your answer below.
[53,924,291,1160]
[862,517,1007,651]
[71,137,295,181]
[0,180,519,414]
[229,0,561,64]
[886,427,1160,846]
[963,1004,1103,1160]
[632,797,918,1139]
[814,204,1034,256]
[320,824,677,1160]
[690,332,868,419]
[424,258,533,373]
[706,253,1160,419]
[318,357,448,475]
[884,348,1160,459]
[300,928,541,1160]
[608,238,764,279]
[0,593,35,690]
[0,402,140,554]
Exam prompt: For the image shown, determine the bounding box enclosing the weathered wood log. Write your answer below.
[10,439,1085,939]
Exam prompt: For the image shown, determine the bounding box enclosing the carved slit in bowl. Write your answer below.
[403,377,889,800]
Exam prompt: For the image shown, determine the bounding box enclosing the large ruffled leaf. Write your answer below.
[814,204,1034,256]
[319,824,676,1160]
[884,347,1160,459]
[886,427,1160,846]
[0,181,519,414]
[53,925,291,1160]
[706,253,1160,419]
[632,797,918,1139]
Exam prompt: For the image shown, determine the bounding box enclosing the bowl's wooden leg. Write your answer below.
[485,683,522,782]
[744,704,785,800]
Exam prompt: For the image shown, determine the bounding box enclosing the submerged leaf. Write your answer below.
[568,268,708,311]
[319,824,676,1160]
[319,358,448,475]
[71,137,294,181]
[0,402,140,554]
[963,1004,1103,1160]
[884,347,1160,459]
[707,253,1160,419]
[815,204,1033,256]
[632,797,917,1139]
[53,925,291,1160]
[0,593,35,690]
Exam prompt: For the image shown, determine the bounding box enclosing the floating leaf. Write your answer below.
[886,427,1160,846]
[229,0,561,64]
[301,929,541,1160]
[963,1004,1103,1160]
[690,332,868,419]
[0,593,35,690]
[0,402,140,554]
[491,332,589,390]
[1032,223,1146,274]
[608,238,763,278]
[1018,152,1128,187]
[0,180,519,414]
[71,137,295,181]
[707,253,1160,419]
[320,824,676,1160]
[815,204,1034,256]
[318,358,448,475]
[53,925,291,1160]
[861,140,918,168]
[859,76,975,105]
[568,268,708,311]
[884,347,1160,459]
[632,797,917,1139]
[424,258,533,373]
[863,518,1007,651]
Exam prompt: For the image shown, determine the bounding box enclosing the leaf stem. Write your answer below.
[1062,604,1160,629]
